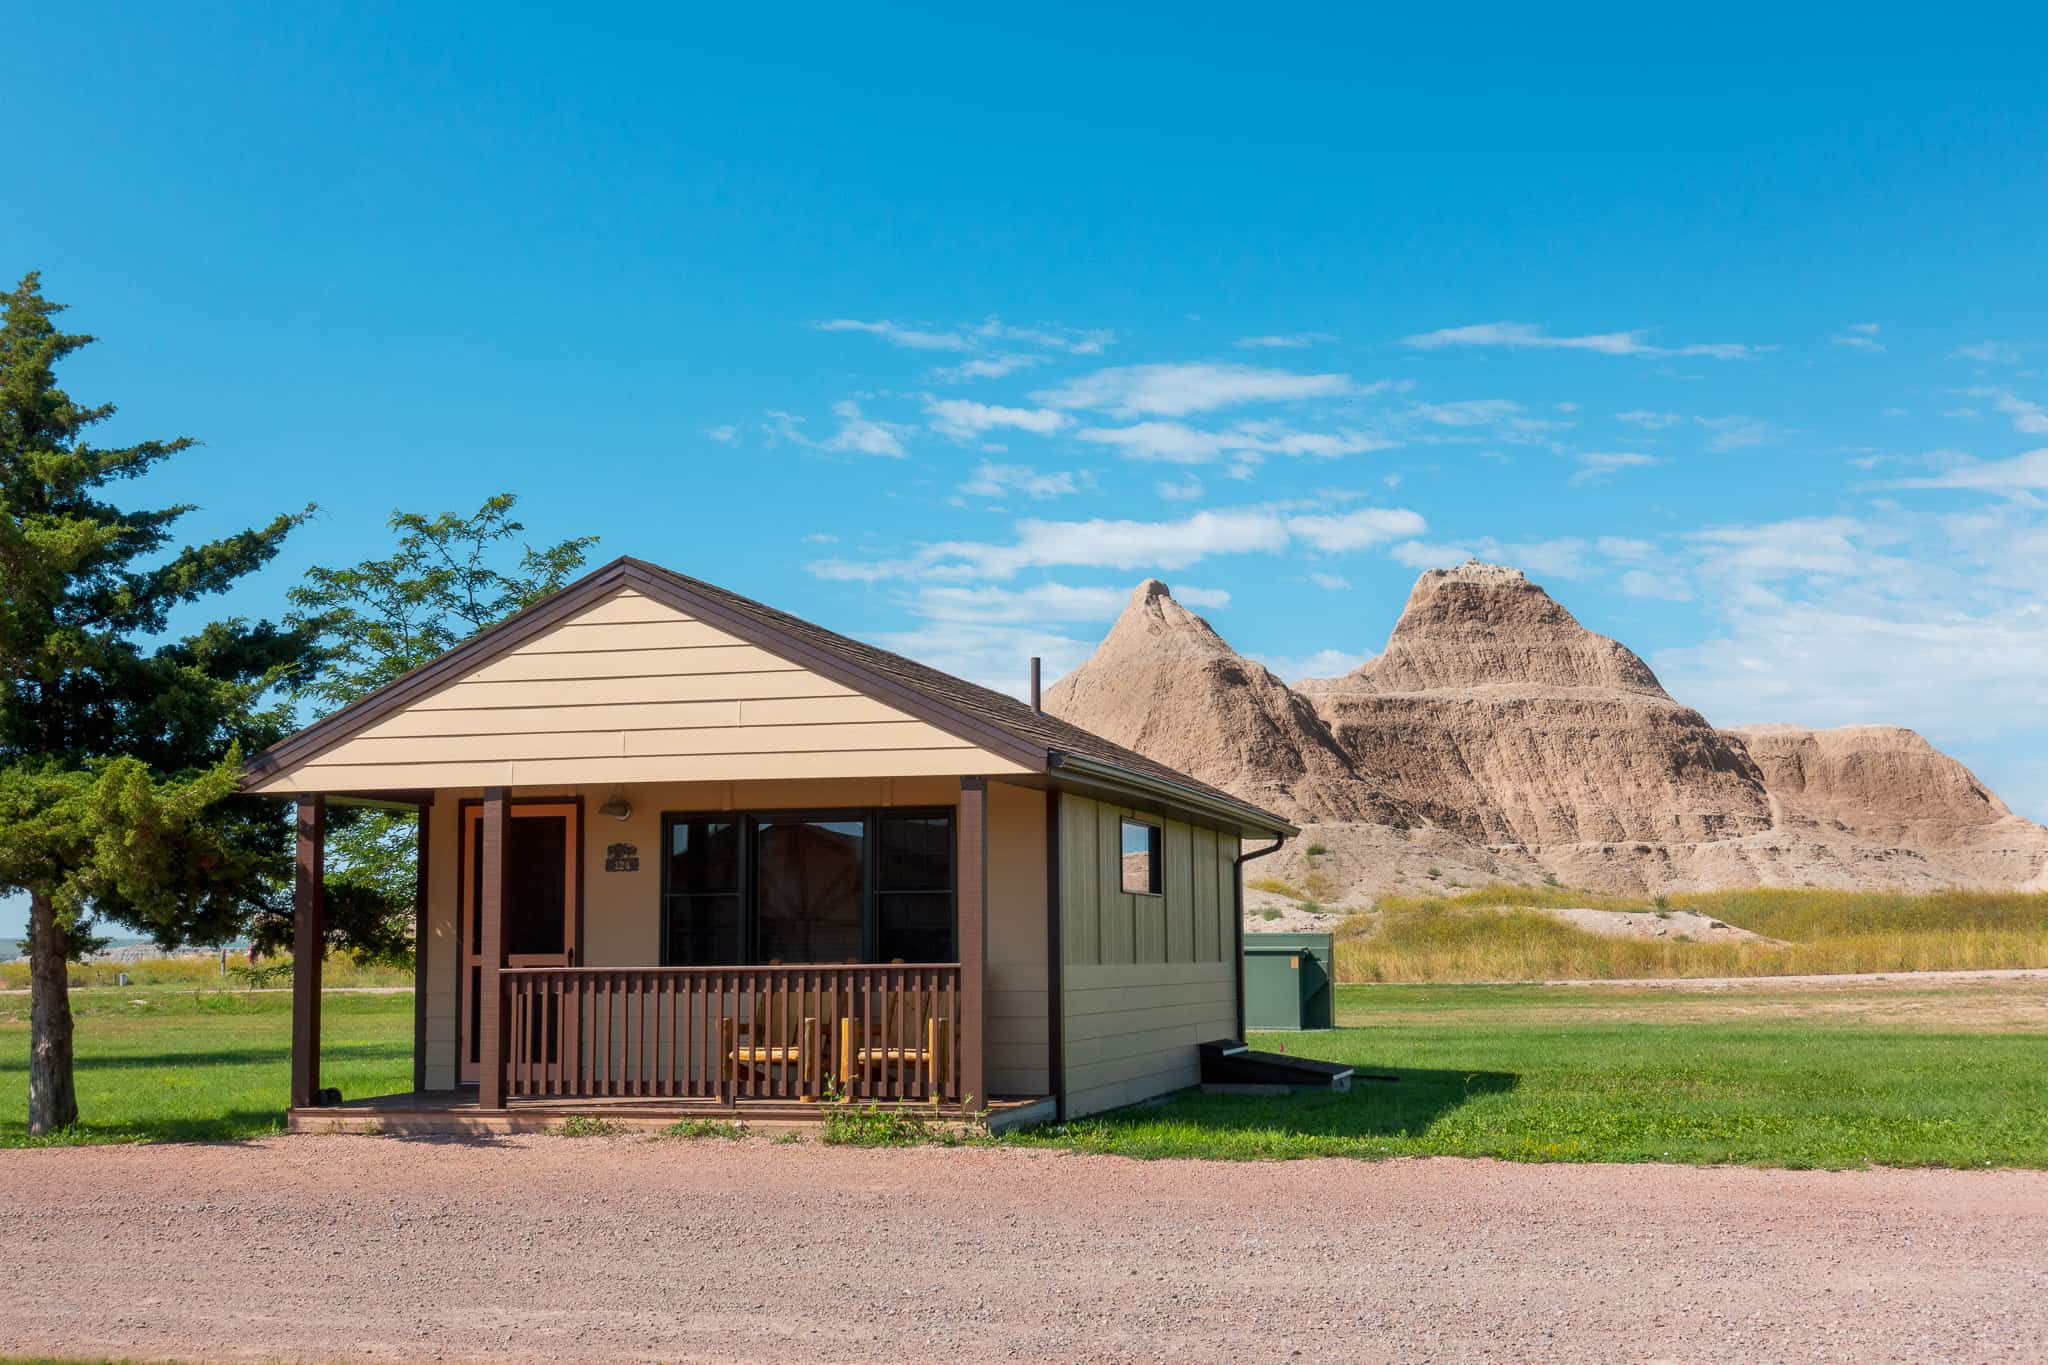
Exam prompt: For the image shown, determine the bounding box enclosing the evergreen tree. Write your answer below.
[0,272,315,1134]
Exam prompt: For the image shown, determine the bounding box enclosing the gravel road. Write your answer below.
[3,1136,2044,1363]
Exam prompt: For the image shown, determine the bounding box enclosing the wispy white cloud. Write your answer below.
[972,318,1115,355]
[1155,474,1205,502]
[1687,516,1866,580]
[1831,322,1885,353]
[870,621,1097,699]
[1616,409,1685,430]
[1288,507,1431,553]
[1889,447,2048,494]
[1036,363,1355,418]
[1696,415,1777,452]
[1404,321,1759,361]
[1407,398,1524,428]
[1618,568,1694,601]
[1076,419,1395,464]
[809,503,1425,582]
[958,462,1091,500]
[932,354,1043,383]
[705,424,739,444]
[925,399,1070,441]
[1597,536,1657,561]
[812,318,971,351]
[1569,451,1664,486]
[1952,340,2024,366]
[765,401,911,458]
[1966,387,2048,435]
[1234,332,1338,349]
[1305,571,1351,590]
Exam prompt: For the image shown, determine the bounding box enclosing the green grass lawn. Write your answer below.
[0,989,413,1147]
[1017,980,2048,1167]
[6,978,2045,1167]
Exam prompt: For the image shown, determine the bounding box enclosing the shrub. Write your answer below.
[820,1103,962,1147]
[1258,908,1282,921]
[1305,842,1328,857]
[1247,876,1305,899]
[659,1118,745,1141]
[555,1115,623,1138]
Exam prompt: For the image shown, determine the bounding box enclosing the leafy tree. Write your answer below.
[0,272,315,1135]
[268,496,597,959]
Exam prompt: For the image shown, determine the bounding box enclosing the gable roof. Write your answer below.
[243,556,1296,837]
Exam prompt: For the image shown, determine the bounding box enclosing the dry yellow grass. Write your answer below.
[0,952,412,992]
[1334,885,2048,983]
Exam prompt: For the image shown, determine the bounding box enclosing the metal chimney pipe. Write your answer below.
[1030,656,1042,712]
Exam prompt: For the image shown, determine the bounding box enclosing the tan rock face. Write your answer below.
[1041,580,1409,824]
[1044,561,2048,898]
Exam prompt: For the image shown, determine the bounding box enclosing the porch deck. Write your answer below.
[288,1090,1057,1136]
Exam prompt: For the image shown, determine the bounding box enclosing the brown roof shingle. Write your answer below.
[243,556,1294,836]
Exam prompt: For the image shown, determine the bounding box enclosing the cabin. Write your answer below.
[245,557,1295,1133]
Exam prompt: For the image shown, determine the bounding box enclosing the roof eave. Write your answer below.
[1049,752,1298,839]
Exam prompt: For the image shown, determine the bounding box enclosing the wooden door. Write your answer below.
[459,802,579,1085]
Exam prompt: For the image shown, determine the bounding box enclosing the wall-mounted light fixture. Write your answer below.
[598,786,633,822]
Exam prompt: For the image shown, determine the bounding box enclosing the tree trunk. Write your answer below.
[28,888,78,1136]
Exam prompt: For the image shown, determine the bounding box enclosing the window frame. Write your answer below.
[658,806,959,966]
[1119,817,1164,897]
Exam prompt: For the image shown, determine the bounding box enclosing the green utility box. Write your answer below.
[1242,932,1335,1030]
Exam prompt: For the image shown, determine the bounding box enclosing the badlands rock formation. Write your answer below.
[1046,562,2048,898]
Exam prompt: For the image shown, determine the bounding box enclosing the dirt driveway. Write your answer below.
[3,1137,2044,1364]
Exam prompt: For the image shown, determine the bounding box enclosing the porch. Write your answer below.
[285,776,1036,1128]
[288,1090,1057,1136]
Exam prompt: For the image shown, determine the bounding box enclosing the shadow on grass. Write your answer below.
[0,1108,291,1147]
[1169,1065,1519,1137]
[1017,1065,1520,1156]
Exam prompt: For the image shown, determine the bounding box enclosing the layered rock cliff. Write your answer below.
[1040,579,1409,825]
[1044,561,2048,897]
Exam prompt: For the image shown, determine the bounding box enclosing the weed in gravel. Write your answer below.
[820,1103,980,1147]
[555,1115,624,1138]
[658,1118,745,1141]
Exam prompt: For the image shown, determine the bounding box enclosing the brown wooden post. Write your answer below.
[412,800,431,1094]
[479,786,510,1109]
[958,777,987,1110]
[290,795,326,1110]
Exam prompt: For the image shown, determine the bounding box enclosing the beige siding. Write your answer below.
[985,780,1049,1098]
[1058,793,1240,1119]
[249,588,1030,793]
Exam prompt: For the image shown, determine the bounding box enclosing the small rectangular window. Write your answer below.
[1120,818,1162,896]
[664,818,742,965]
[878,813,955,961]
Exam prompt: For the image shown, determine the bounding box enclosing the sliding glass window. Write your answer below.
[660,809,956,965]
[754,816,866,963]
[877,813,955,961]
[664,818,741,965]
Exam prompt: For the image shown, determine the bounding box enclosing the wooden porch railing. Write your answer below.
[499,964,964,1105]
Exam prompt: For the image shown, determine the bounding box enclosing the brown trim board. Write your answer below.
[412,800,429,1094]
[1045,786,1064,1122]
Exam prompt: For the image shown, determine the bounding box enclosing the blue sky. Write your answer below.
[6,4,2048,938]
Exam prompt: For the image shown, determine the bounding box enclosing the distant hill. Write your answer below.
[1046,562,2048,900]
